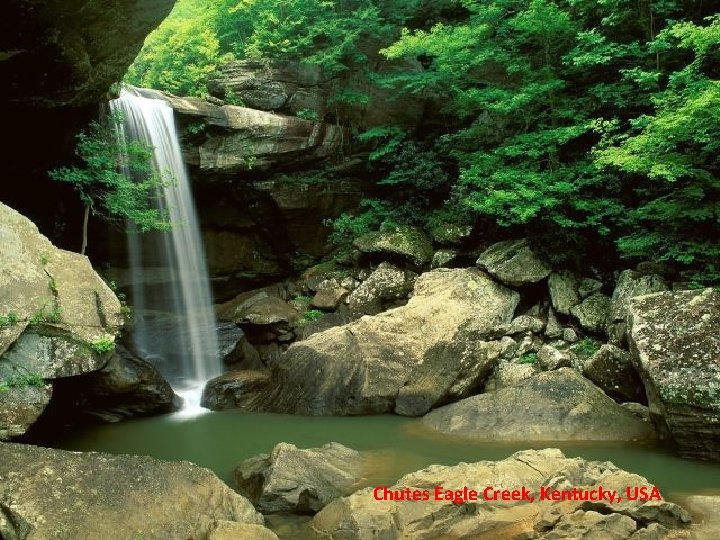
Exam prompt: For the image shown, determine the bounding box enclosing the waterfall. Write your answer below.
[110,88,220,416]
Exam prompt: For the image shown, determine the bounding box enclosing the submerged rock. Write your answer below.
[476,238,552,287]
[422,368,656,441]
[235,442,363,514]
[312,449,691,539]
[240,268,519,416]
[627,288,720,461]
[0,442,272,540]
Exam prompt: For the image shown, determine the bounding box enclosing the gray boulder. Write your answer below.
[346,262,416,315]
[476,238,552,287]
[202,370,272,411]
[607,270,668,345]
[312,449,690,540]
[0,442,272,540]
[235,442,363,514]
[548,271,581,314]
[537,344,580,371]
[353,226,433,266]
[583,344,645,403]
[422,368,656,441]
[235,269,520,416]
[570,293,612,333]
[627,288,720,460]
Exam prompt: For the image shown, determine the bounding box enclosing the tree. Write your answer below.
[49,112,171,255]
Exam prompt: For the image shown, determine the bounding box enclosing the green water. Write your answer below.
[48,410,720,498]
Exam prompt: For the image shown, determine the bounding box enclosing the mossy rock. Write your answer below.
[353,226,433,266]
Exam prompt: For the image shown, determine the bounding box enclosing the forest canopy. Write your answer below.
[126,0,720,284]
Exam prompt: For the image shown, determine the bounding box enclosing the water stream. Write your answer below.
[111,89,220,414]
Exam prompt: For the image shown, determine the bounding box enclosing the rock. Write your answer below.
[207,521,279,540]
[579,277,603,298]
[346,262,416,315]
[476,238,552,287]
[0,442,270,540]
[548,271,581,314]
[583,344,646,403]
[217,288,299,339]
[487,359,538,391]
[202,370,272,411]
[431,249,458,269]
[312,449,690,540]
[46,343,179,423]
[237,269,520,416]
[311,280,350,310]
[0,385,52,440]
[354,226,433,267]
[0,202,123,439]
[683,496,720,540]
[546,307,563,338]
[136,88,344,172]
[563,327,579,343]
[570,293,611,333]
[487,314,545,338]
[622,402,651,422]
[607,270,669,345]
[235,442,363,514]
[627,288,720,460]
[422,368,657,441]
[2,1,173,108]
[537,344,578,371]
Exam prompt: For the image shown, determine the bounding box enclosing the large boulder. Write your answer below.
[312,449,691,539]
[353,226,433,267]
[202,370,272,411]
[235,442,363,514]
[222,269,519,416]
[627,288,720,461]
[607,270,669,345]
[476,238,552,287]
[570,292,612,333]
[0,202,123,439]
[548,271,581,315]
[0,442,275,540]
[422,368,656,441]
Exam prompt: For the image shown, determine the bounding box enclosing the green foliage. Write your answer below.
[0,371,46,392]
[0,312,19,327]
[91,337,116,354]
[300,308,325,323]
[28,304,62,326]
[49,112,172,233]
[573,337,602,357]
[518,352,538,365]
[296,109,321,122]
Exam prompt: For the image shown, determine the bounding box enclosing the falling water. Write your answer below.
[111,88,220,416]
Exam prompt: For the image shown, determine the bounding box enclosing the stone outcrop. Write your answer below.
[627,288,720,461]
[235,442,363,514]
[208,269,519,416]
[135,88,344,173]
[312,449,691,539]
[0,202,123,439]
[2,1,174,108]
[476,238,552,287]
[421,368,656,441]
[0,442,275,540]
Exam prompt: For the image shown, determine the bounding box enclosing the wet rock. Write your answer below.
[202,370,272,411]
[476,238,552,287]
[422,368,657,441]
[354,226,433,267]
[0,442,269,540]
[249,269,520,416]
[627,288,720,460]
[548,271,581,315]
[570,293,611,333]
[583,344,646,403]
[346,262,416,315]
[312,449,689,540]
[235,442,363,514]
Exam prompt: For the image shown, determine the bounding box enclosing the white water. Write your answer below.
[111,88,220,416]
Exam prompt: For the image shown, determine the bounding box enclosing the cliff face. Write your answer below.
[0,0,175,108]
[0,1,175,250]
